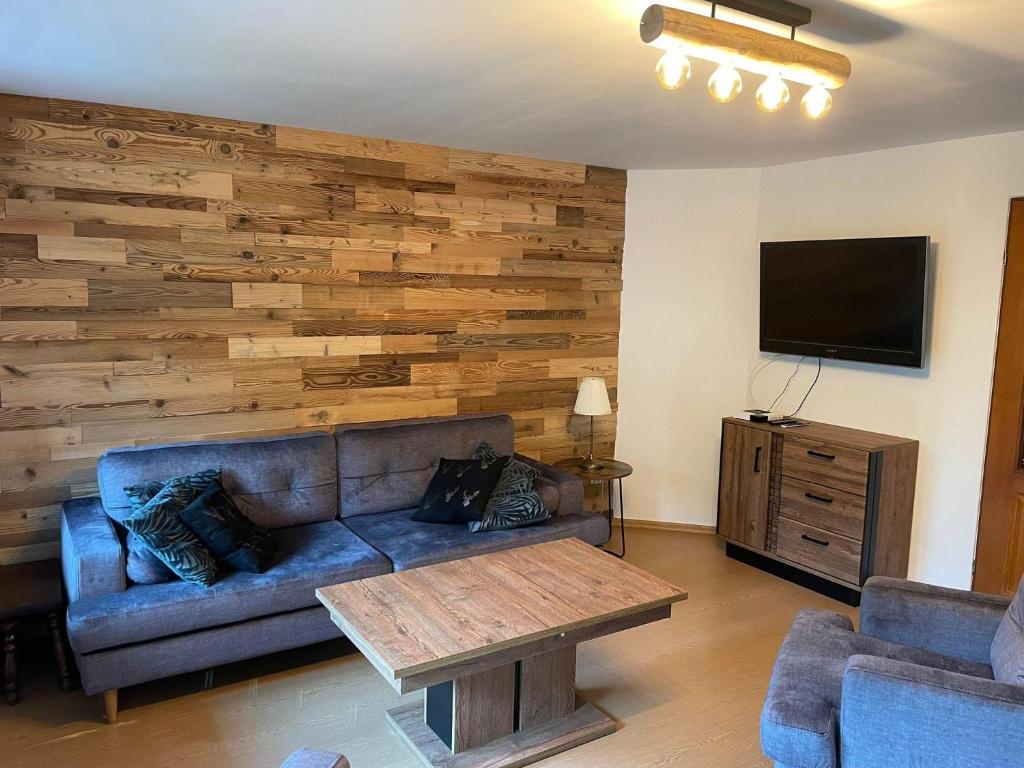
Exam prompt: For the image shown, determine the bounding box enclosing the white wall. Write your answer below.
[619,131,1024,587]
[617,169,761,528]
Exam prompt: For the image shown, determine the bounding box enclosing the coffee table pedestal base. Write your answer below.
[386,694,615,768]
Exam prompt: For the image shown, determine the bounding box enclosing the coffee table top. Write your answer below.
[317,538,686,690]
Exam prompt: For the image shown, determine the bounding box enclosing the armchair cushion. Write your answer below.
[761,609,992,768]
[992,582,1024,684]
[841,655,1024,768]
[60,497,125,602]
[860,576,1011,664]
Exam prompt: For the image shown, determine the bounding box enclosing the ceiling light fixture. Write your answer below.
[641,1,851,120]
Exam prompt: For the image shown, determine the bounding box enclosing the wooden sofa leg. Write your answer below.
[104,689,118,724]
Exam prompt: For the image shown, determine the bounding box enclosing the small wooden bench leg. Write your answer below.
[2,622,18,705]
[104,688,118,724]
[47,611,73,693]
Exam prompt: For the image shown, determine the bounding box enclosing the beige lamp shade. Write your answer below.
[574,376,611,416]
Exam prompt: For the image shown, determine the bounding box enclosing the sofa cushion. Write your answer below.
[992,581,1024,684]
[67,520,390,654]
[98,432,338,529]
[761,609,994,768]
[335,414,514,518]
[344,507,609,571]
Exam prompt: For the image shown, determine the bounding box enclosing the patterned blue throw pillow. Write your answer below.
[124,467,221,510]
[468,443,550,532]
[122,469,220,587]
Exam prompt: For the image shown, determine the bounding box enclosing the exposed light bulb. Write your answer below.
[756,74,790,113]
[655,48,691,90]
[708,64,743,103]
[801,85,833,120]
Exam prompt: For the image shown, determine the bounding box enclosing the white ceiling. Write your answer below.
[3,0,1023,169]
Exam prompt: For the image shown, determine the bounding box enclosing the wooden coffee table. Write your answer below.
[317,537,687,768]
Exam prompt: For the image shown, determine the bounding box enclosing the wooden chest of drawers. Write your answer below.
[717,418,918,604]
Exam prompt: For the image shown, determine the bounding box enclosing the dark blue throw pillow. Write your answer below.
[412,456,509,524]
[178,480,275,573]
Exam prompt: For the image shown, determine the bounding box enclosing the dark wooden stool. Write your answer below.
[0,559,73,704]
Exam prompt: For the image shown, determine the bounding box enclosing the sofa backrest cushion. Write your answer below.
[98,432,338,530]
[335,414,514,518]
[991,577,1024,684]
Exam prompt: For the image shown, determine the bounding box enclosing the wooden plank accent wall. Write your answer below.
[0,92,624,564]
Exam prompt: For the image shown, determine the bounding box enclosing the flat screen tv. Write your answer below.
[760,236,929,368]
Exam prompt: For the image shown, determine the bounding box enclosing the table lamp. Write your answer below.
[574,376,611,470]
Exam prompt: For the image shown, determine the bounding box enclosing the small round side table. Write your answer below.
[553,458,633,558]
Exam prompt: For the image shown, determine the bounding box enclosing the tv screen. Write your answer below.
[760,237,928,368]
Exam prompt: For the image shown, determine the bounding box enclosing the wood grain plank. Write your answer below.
[448,149,587,183]
[0,277,88,306]
[276,125,449,167]
[37,235,126,263]
[228,335,382,359]
[231,282,303,308]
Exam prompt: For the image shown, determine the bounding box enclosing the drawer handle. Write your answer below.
[805,492,834,504]
[806,450,836,462]
[801,533,830,547]
[753,446,762,474]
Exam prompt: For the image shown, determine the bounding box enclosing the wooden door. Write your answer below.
[718,423,772,549]
[975,199,1024,595]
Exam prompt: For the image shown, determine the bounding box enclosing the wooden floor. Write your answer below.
[2,529,855,768]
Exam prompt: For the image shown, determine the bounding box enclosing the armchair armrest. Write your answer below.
[840,655,1024,768]
[61,496,125,602]
[860,576,1010,664]
[514,454,583,516]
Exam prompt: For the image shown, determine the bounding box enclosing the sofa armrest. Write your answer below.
[514,454,583,516]
[61,496,125,602]
[860,576,1010,664]
[840,655,1024,768]
[280,750,349,768]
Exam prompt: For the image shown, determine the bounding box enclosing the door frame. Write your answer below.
[973,196,1024,592]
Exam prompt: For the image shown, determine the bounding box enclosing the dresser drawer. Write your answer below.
[776,518,862,585]
[782,436,869,495]
[780,477,867,540]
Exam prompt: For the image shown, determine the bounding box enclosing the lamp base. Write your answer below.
[578,456,605,471]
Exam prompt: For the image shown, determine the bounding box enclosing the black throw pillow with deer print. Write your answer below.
[412,456,510,524]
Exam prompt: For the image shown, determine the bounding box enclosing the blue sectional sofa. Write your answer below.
[60,414,609,720]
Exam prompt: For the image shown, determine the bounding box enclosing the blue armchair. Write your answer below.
[761,576,1024,768]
